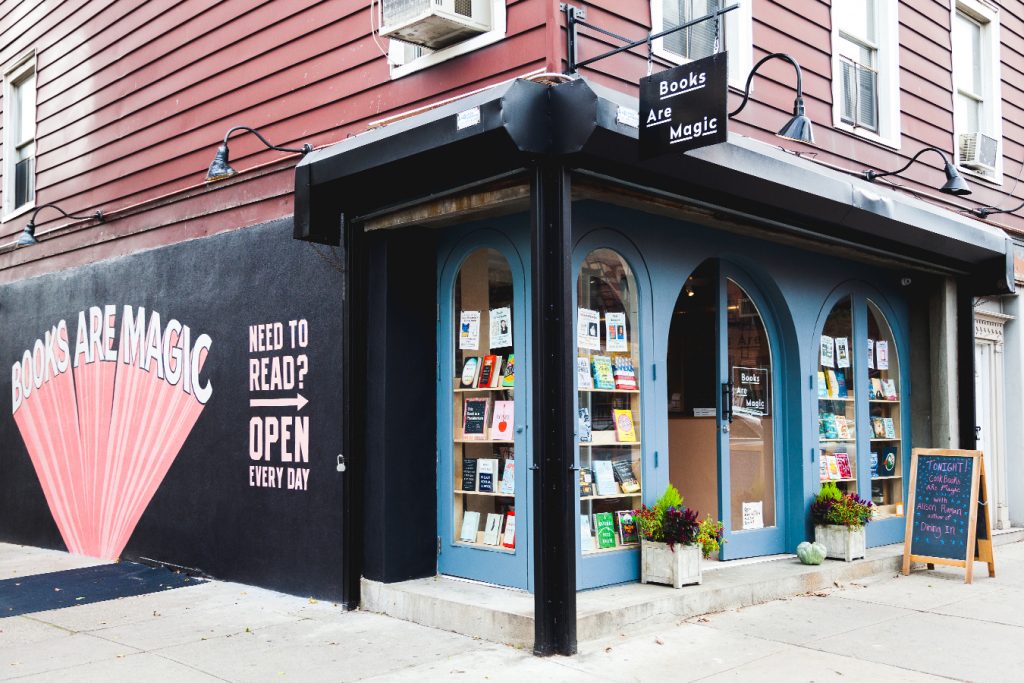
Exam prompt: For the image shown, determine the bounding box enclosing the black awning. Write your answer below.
[295,77,1013,295]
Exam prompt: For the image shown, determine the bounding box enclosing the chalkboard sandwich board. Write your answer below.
[902,448,994,584]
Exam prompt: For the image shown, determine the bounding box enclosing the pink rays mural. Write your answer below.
[11,305,213,560]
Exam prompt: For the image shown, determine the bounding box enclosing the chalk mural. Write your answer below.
[10,305,212,560]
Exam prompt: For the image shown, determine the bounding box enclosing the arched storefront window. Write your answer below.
[867,299,902,517]
[575,248,642,554]
[817,298,858,493]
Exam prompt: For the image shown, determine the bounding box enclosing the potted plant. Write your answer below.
[634,484,723,588]
[810,481,873,562]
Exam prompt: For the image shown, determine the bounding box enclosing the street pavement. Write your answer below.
[2,540,1023,681]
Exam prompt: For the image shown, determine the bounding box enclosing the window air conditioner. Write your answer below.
[380,0,491,50]
[959,132,999,173]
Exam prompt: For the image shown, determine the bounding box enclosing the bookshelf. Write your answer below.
[576,249,643,555]
[867,300,903,518]
[817,299,858,489]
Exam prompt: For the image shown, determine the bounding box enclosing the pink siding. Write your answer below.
[0,0,546,282]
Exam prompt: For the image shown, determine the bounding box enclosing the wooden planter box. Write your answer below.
[640,540,701,588]
[814,524,866,562]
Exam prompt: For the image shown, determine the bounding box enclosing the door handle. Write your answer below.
[721,381,734,424]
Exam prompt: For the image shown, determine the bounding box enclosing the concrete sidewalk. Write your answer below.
[3,541,1023,681]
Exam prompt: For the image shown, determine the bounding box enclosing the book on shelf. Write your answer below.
[499,458,515,495]
[822,413,839,440]
[835,370,848,398]
[477,355,500,388]
[593,459,620,496]
[462,397,490,440]
[459,511,480,543]
[490,400,514,441]
[460,357,481,389]
[612,355,638,390]
[502,511,516,549]
[578,407,592,443]
[870,416,886,438]
[880,446,897,476]
[461,457,477,491]
[592,355,616,390]
[577,356,593,390]
[580,515,596,551]
[834,415,851,440]
[826,370,840,399]
[882,417,896,439]
[835,452,853,479]
[870,451,879,478]
[613,409,638,442]
[870,378,884,399]
[819,452,829,481]
[501,354,515,388]
[594,512,616,549]
[477,458,498,493]
[611,456,641,493]
[579,467,595,497]
[483,513,503,546]
[826,453,841,480]
[882,378,898,401]
[817,371,827,398]
[616,510,639,545]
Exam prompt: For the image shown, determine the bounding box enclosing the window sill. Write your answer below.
[390,27,506,79]
[1,200,34,224]
[833,122,901,151]
[957,165,1003,187]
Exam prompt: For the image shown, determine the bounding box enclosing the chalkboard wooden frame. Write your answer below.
[901,448,994,584]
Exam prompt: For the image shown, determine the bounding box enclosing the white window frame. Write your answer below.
[830,0,901,149]
[649,0,753,91]
[385,0,507,79]
[2,52,37,221]
[951,0,1002,183]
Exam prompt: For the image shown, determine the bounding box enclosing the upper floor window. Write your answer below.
[383,0,507,78]
[831,0,900,147]
[651,0,752,90]
[952,0,1002,181]
[3,54,36,218]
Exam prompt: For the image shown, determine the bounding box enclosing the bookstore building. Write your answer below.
[295,75,1013,601]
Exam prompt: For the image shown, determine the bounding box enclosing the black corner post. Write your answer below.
[531,160,577,656]
[342,212,367,609]
[956,282,977,450]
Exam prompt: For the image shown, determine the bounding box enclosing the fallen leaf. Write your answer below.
[655,637,665,645]
[308,597,318,604]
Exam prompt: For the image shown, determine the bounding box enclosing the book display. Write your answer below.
[817,300,858,494]
[451,255,518,553]
[867,301,903,518]
[576,249,643,556]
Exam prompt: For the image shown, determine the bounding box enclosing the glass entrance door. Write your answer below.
[718,277,785,558]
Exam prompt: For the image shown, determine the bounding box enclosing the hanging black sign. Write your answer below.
[639,52,729,159]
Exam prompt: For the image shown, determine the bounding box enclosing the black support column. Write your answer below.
[531,161,577,656]
[956,282,977,449]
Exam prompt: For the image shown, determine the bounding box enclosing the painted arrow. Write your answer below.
[249,394,308,411]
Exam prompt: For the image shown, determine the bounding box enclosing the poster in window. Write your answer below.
[605,312,628,352]
[742,501,764,530]
[489,307,512,349]
[577,308,601,350]
[835,337,850,368]
[867,338,875,369]
[876,340,889,370]
[459,311,480,350]
[820,335,835,368]
[731,366,769,417]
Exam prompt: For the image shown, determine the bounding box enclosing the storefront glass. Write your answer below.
[867,299,903,517]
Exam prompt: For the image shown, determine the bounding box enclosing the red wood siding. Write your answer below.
[0,0,546,281]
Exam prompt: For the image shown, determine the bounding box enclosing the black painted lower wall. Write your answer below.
[0,219,347,600]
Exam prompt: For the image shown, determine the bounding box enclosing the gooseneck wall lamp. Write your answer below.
[17,203,104,247]
[729,53,815,145]
[862,146,971,196]
[205,126,313,182]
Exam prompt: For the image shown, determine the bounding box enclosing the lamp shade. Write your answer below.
[205,145,237,182]
[15,223,37,247]
[776,98,814,144]
[941,161,971,196]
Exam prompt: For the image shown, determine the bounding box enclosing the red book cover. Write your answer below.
[502,511,516,548]
[477,354,497,388]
